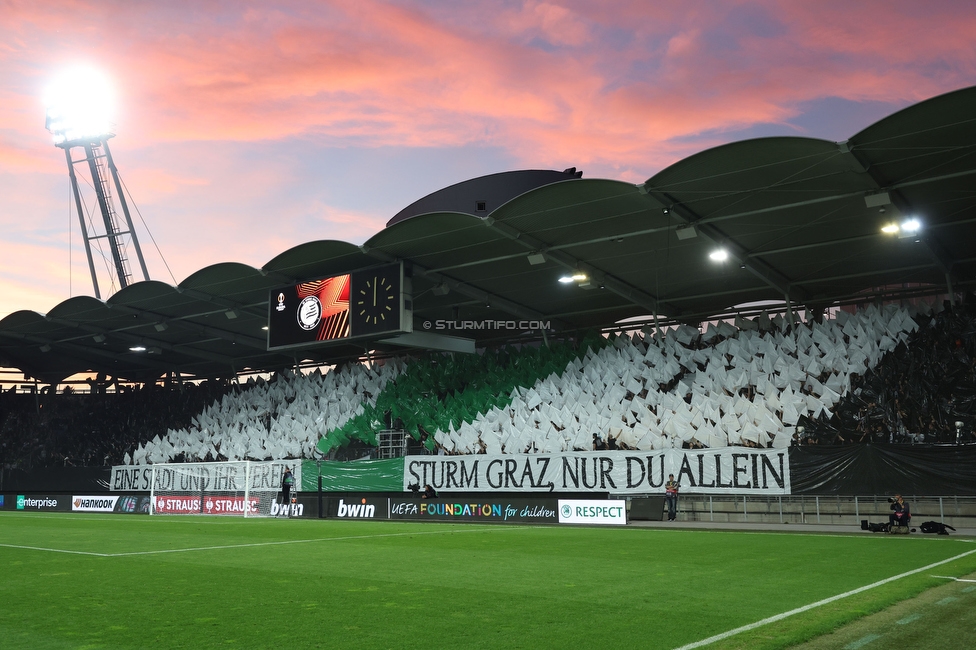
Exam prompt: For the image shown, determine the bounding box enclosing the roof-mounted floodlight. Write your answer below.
[708,249,729,262]
[881,223,900,234]
[901,218,921,234]
[44,66,116,146]
[559,273,588,284]
[129,345,146,352]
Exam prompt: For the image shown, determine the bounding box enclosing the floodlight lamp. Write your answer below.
[129,345,147,352]
[881,223,900,234]
[709,249,729,262]
[558,272,588,284]
[901,218,921,233]
[44,66,116,145]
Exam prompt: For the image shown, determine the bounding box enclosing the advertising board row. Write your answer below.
[0,494,151,513]
[325,496,626,525]
[2,493,624,525]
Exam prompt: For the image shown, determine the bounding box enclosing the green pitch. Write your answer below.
[0,513,974,649]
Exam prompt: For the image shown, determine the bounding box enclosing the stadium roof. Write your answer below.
[3,85,976,384]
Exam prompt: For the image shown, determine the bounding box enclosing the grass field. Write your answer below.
[1,513,974,649]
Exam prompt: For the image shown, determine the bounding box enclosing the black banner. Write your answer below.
[789,444,976,495]
[1,467,110,493]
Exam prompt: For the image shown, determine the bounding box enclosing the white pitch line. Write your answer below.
[930,575,976,583]
[0,543,110,557]
[0,524,525,558]
[672,547,976,650]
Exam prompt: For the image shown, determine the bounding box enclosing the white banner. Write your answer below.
[110,461,300,493]
[558,499,627,525]
[404,448,790,495]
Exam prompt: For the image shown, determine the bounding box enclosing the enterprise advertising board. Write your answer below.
[14,495,69,511]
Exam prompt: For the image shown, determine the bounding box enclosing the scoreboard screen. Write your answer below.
[267,263,408,350]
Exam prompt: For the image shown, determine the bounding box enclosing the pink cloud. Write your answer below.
[1,0,976,317]
[6,0,975,174]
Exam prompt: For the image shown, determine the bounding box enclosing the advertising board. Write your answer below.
[557,499,627,525]
[71,495,119,512]
[326,496,389,520]
[388,497,558,523]
[153,495,260,515]
[15,495,69,511]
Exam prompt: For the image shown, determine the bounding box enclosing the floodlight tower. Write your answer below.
[44,68,149,299]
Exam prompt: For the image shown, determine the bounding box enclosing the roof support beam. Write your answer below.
[0,330,177,377]
[843,142,960,279]
[639,186,804,302]
[43,315,241,367]
[104,302,269,352]
[480,216,681,317]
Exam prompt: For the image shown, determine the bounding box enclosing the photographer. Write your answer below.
[888,494,911,529]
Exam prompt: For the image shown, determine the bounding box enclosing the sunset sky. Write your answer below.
[1,1,975,317]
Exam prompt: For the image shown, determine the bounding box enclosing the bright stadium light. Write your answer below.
[901,218,921,234]
[881,223,900,234]
[44,66,116,145]
[559,272,588,284]
[709,249,729,262]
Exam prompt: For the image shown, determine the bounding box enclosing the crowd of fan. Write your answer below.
[800,299,976,445]
[0,377,234,470]
[2,299,975,470]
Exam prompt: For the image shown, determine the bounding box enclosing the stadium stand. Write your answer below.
[5,299,976,471]
[130,359,403,464]
[432,303,916,454]
[806,298,976,445]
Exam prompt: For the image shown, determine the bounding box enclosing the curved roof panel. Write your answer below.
[386,168,582,227]
[263,240,371,281]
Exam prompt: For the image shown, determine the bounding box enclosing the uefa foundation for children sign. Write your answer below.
[403,448,790,495]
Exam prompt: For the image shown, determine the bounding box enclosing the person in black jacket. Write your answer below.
[281,467,295,507]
